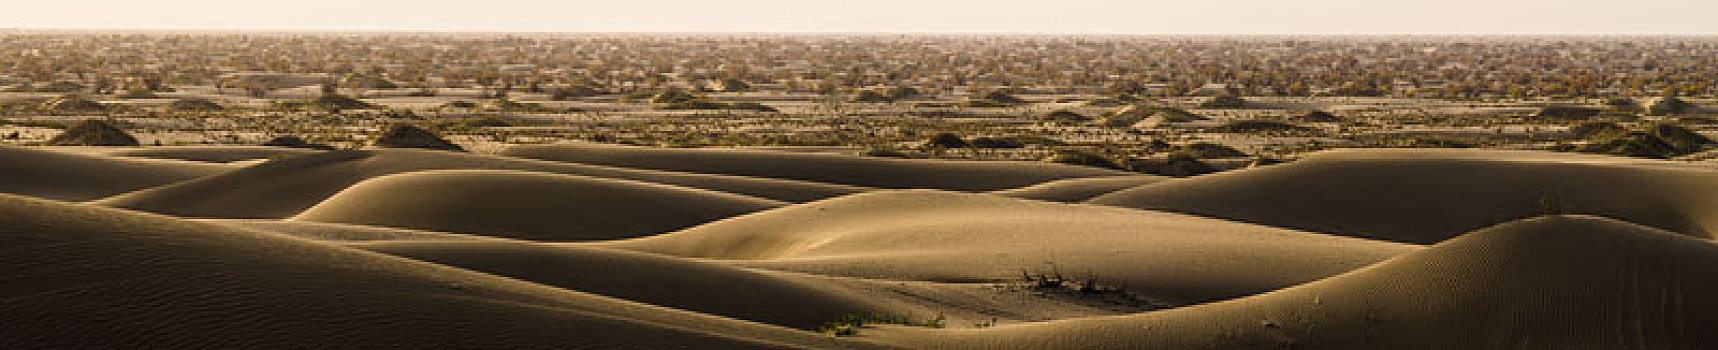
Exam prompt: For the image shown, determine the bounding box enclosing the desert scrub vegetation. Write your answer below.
[1041,109,1090,123]
[262,135,335,150]
[1567,121,1625,139]
[819,312,946,337]
[1649,96,1699,116]
[1174,142,1248,158]
[1207,119,1317,134]
[1198,94,1249,108]
[1010,269,1164,311]
[860,146,912,158]
[1573,122,1713,159]
[1043,149,1125,170]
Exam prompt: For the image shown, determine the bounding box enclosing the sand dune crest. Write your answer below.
[1093,148,1718,243]
[96,148,866,218]
[295,169,787,241]
[503,142,1131,191]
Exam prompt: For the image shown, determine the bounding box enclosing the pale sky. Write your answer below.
[4,0,1716,34]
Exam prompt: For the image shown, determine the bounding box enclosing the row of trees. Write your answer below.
[5,34,1717,101]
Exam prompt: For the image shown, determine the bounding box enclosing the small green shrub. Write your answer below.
[818,312,946,337]
[1044,149,1123,170]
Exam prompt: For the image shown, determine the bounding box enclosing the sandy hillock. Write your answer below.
[0,193,884,349]
[603,190,1416,304]
[872,216,1718,349]
[502,142,1130,191]
[294,169,786,241]
[46,119,139,146]
[96,149,867,218]
[371,124,464,151]
[261,135,336,150]
[0,146,231,201]
[1091,148,1718,243]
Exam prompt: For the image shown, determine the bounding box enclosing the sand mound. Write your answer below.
[371,124,464,151]
[46,119,139,146]
[59,145,328,163]
[0,146,231,201]
[261,135,336,150]
[874,215,1718,348]
[0,193,882,349]
[990,175,1166,202]
[1091,148,1718,244]
[96,149,867,218]
[295,169,786,241]
[602,190,1416,304]
[501,142,1130,191]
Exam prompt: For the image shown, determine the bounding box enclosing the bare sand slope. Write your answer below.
[0,193,887,349]
[45,145,327,162]
[294,169,786,241]
[96,149,867,218]
[202,219,521,243]
[502,142,1130,191]
[358,240,1137,330]
[872,215,1718,349]
[208,219,1145,329]
[991,175,1167,202]
[602,190,1417,305]
[0,146,232,201]
[1092,148,1718,244]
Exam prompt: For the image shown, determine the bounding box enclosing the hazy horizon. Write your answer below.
[5,0,1716,35]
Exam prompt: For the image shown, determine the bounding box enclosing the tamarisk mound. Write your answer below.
[262,135,335,150]
[371,124,463,152]
[46,119,139,146]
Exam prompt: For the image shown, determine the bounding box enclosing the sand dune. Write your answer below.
[96,149,867,218]
[294,169,786,241]
[24,142,1718,347]
[49,145,328,162]
[1092,148,1718,244]
[0,146,232,201]
[602,190,1417,305]
[872,215,1718,348]
[0,193,885,349]
[358,240,1138,330]
[990,174,1167,202]
[208,218,1157,329]
[502,142,1130,191]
